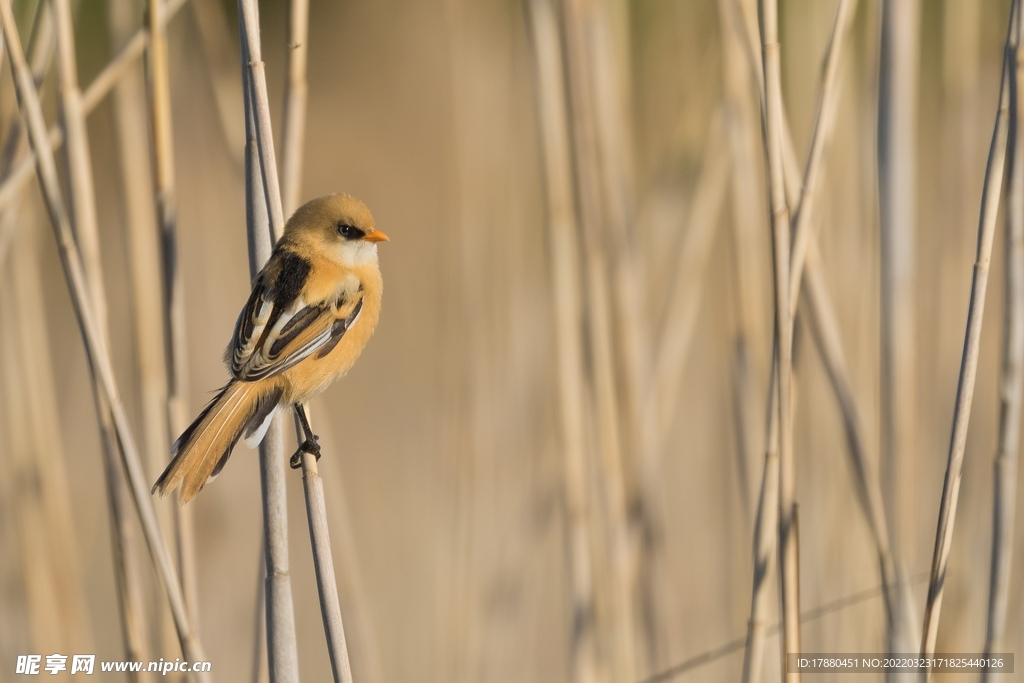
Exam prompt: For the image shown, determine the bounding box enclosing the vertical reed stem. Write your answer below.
[558,0,638,677]
[878,0,923,658]
[238,1,355,678]
[921,0,1018,665]
[52,0,150,675]
[741,367,779,683]
[241,52,301,683]
[0,3,209,676]
[0,0,192,217]
[145,0,199,632]
[983,0,1024,670]
[298,409,354,683]
[281,0,308,217]
[5,206,94,658]
[756,0,800,678]
[719,0,767,521]
[524,0,599,679]
[106,0,181,664]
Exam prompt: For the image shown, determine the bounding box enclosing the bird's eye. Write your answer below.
[337,223,366,240]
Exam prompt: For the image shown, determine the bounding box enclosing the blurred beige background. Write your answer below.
[1,0,1023,682]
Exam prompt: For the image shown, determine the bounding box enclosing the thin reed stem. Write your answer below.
[237,0,284,237]
[653,112,731,443]
[251,542,268,683]
[801,244,898,619]
[878,0,923,657]
[787,0,858,306]
[756,0,800,679]
[921,0,1019,663]
[144,0,200,632]
[298,409,354,683]
[106,0,180,663]
[558,0,639,677]
[524,0,599,679]
[0,2,208,676]
[189,0,245,162]
[983,0,1024,669]
[5,208,94,657]
[0,0,190,216]
[0,2,93,660]
[734,0,896,677]
[741,367,779,683]
[281,0,308,217]
[238,1,355,679]
[52,0,151,675]
[719,0,768,522]
[242,54,301,683]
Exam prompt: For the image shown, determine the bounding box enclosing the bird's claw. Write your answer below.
[289,435,321,469]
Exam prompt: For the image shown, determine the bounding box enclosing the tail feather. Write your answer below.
[152,382,281,504]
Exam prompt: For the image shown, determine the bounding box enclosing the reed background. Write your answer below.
[0,0,1021,682]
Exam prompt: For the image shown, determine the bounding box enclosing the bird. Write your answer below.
[152,194,388,504]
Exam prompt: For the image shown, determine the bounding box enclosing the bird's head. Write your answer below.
[285,193,389,267]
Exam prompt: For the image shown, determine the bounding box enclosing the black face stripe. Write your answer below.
[337,223,366,240]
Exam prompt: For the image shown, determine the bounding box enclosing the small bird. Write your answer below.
[153,194,388,504]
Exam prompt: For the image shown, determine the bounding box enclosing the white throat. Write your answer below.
[337,240,379,267]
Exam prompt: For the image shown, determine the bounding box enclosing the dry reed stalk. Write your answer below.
[777,121,901,633]
[733,0,899,676]
[648,573,930,683]
[281,0,308,217]
[0,235,62,655]
[235,1,296,679]
[524,0,599,679]
[0,309,30,666]
[800,244,898,613]
[237,0,284,237]
[558,0,639,676]
[145,0,199,633]
[718,0,768,520]
[921,0,1019,663]
[740,371,779,683]
[0,6,51,266]
[636,111,732,672]
[298,411,354,683]
[238,0,355,677]
[280,2,360,679]
[582,7,663,666]
[756,0,800,678]
[0,18,94,659]
[653,113,731,444]
[0,16,87,658]
[0,4,209,676]
[982,0,1024,667]
[786,0,858,305]
[776,1,900,642]
[4,206,93,657]
[316,439,383,683]
[105,0,180,665]
[251,544,268,683]
[878,0,923,658]
[189,0,245,163]
[0,0,191,216]
[241,56,301,683]
[52,0,151,675]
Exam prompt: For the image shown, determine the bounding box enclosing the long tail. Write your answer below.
[152,381,281,504]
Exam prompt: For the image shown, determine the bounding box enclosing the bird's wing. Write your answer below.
[229,273,364,383]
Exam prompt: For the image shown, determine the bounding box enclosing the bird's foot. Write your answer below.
[289,434,321,469]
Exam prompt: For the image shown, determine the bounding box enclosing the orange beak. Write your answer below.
[365,229,390,243]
